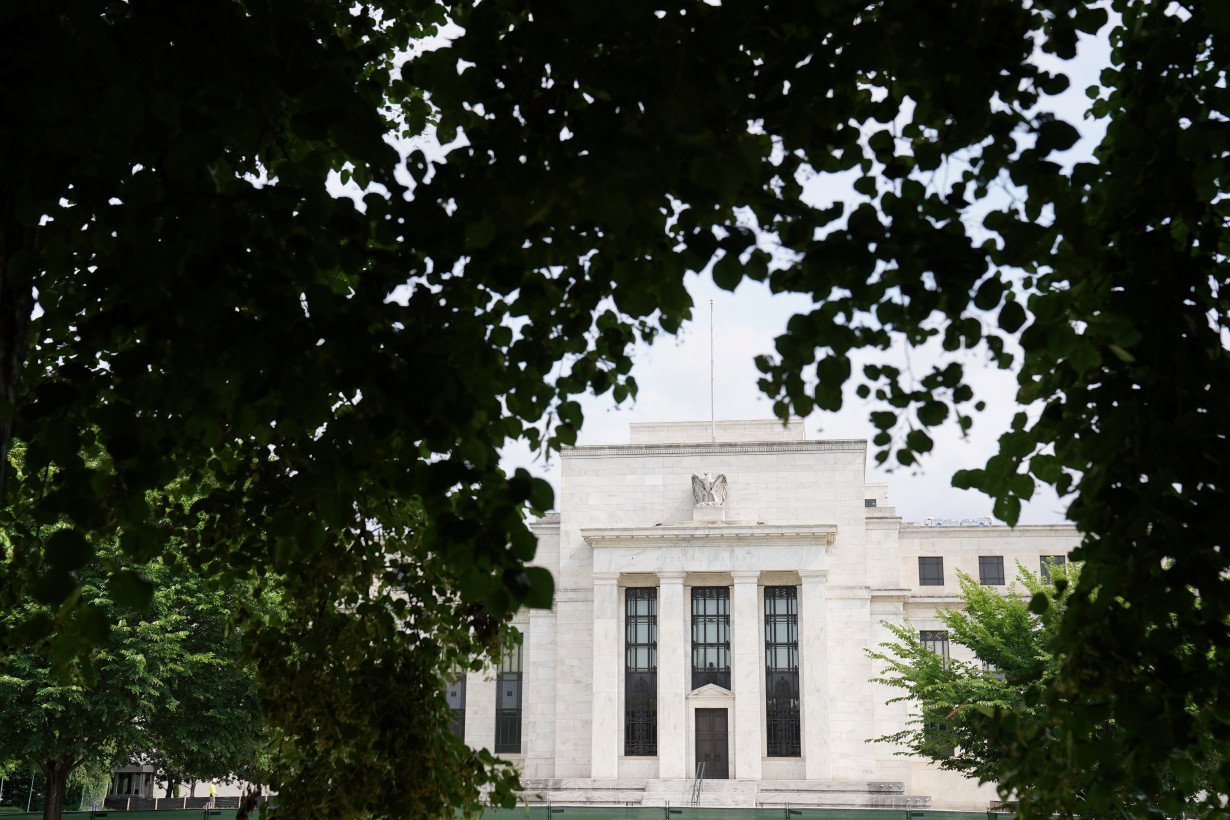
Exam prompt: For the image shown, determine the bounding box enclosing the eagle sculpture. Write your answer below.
[691,472,728,506]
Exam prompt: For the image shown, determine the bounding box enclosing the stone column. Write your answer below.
[731,570,763,780]
[657,571,687,778]
[590,573,620,778]
[800,569,831,780]
[464,668,497,752]
[523,609,557,778]
[870,594,910,782]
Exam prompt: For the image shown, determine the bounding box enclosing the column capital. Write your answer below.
[592,571,620,583]
[657,570,686,583]
[798,568,829,582]
[730,569,760,583]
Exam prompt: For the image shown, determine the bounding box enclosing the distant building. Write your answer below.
[448,420,1078,811]
[103,766,247,812]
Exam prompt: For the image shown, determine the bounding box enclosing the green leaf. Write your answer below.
[993,494,1021,526]
[998,301,1027,333]
[522,566,555,609]
[906,429,934,453]
[1035,120,1081,155]
[46,529,94,571]
[32,570,77,605]
[110,570,155,609]
[1028,592,1050,614]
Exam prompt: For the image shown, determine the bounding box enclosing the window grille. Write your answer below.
[1040,555,1067,580]
[764,586,801,757]
[919,630,950,661]
[691,587,731,690]
[494,638,522,753]
[918,556,944,586]
[625,587,658,756]
[446,670,466,738]
[978,555,1006,585]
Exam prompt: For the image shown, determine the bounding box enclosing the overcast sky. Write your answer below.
[500,272,1071,525]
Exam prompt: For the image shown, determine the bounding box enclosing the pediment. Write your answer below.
[687,682,734,699]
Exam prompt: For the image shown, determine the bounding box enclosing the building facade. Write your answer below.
[451,420,1079,811]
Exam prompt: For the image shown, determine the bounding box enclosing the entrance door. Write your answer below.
[695,708,729,779]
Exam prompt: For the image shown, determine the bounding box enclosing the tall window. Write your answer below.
[918,556,944,586]
[764,586,801,757]
[446,670,466,738]
[494,638,522,753]
[920,632,955,757]
[978,555,1006,585]
[1040,555,1067,580]
[691,587,731,690]
[919,630,950,662]
[625,588,658,756]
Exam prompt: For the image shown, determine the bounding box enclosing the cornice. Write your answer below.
[866,515,903,530]
[825,584,871,599]
[580,523,837,548]
[562,439,866,458]
[907,595,965,606]
[529,514,561,531]
[899,523,1078,538]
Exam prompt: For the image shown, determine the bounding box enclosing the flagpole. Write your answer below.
[710,298,716,442]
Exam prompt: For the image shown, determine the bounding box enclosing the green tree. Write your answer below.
[0,541,266,820]
[4,2,1230,816]
[870,567,1074,787]
[871,565,1213,816]
[141,581,267,799]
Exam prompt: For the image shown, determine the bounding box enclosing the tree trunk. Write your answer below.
[39,759,69,820]
[236,783,262,820]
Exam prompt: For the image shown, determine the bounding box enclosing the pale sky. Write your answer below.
[499,272,1071,525]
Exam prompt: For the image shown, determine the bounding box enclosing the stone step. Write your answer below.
[519,778,931,811]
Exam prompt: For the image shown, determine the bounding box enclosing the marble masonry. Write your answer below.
[448,420,1078,811]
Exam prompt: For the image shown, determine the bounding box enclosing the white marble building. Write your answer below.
[450,420,1079,811]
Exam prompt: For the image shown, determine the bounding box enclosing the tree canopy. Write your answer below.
[870,567,1071,789]
[872,565,1216,817]
[0,534,265,820]
[3,1,1230,816]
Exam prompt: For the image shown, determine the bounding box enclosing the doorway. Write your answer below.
[694,708,729,779]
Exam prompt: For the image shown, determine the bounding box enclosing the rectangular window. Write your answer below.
[923,711,955,757]
[764,586,801,757]
[864,498,877,507]
[919,630,950,662]
[1040,555,1067,580]
[625,587,658,756]
[918,556,944,586]
[691,587,731,690]
[445,670,466,738]
[978,555,1006,585]
[494,638,522,753]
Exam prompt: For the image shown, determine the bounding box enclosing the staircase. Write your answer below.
[527,778,929,810]
[641,778,755,808]
[755,780,928,810]
[518,778,647,805]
